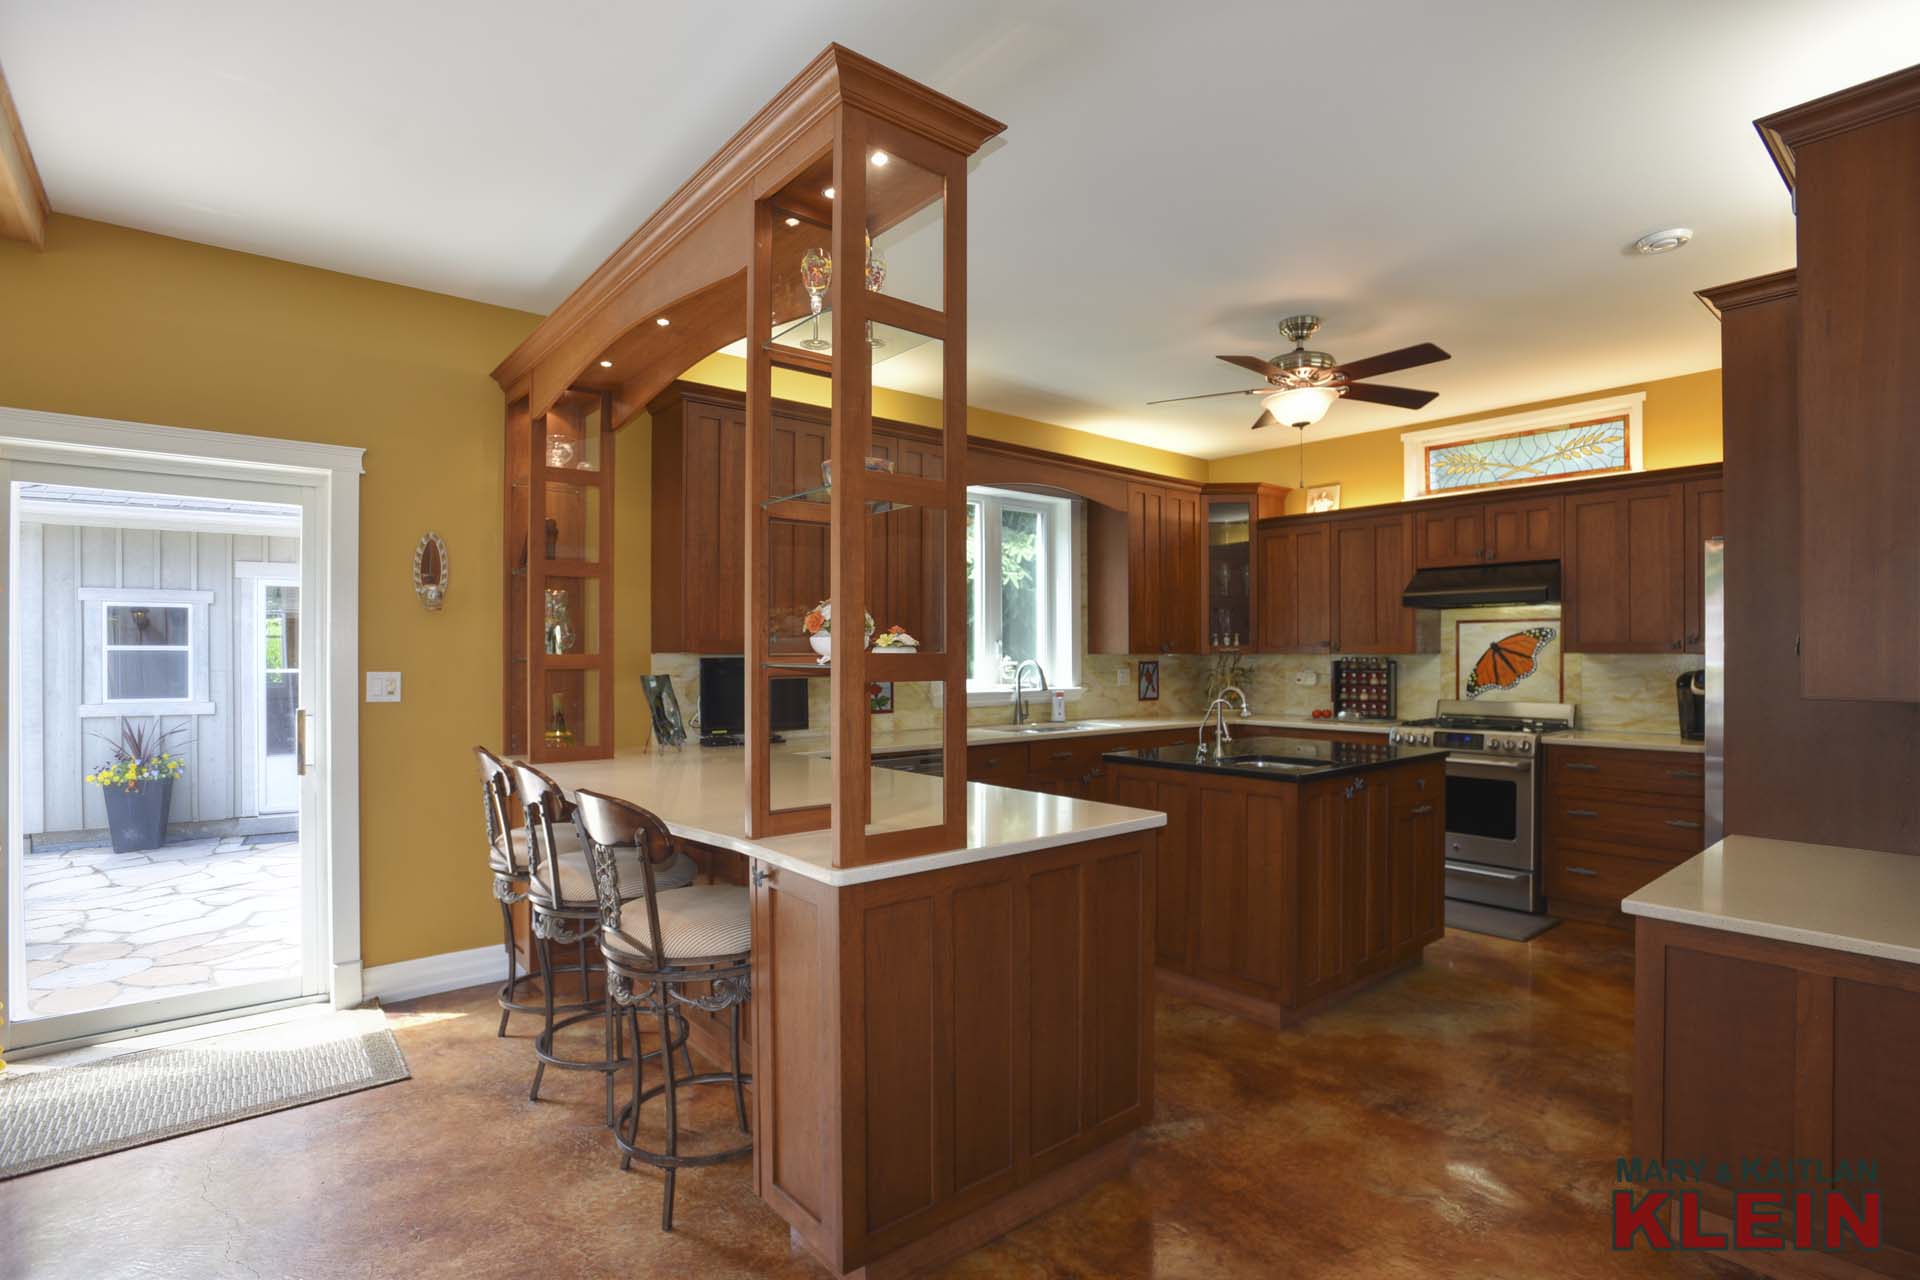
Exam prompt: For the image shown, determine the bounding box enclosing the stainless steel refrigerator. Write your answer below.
[1704,536,1725,844]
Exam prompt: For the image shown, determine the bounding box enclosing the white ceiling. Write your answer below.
[5,1,1917,459]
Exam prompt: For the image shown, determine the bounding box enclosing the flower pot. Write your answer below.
[809,632,834,663]
[101,778,174,854]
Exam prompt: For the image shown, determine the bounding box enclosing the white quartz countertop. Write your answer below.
[538,746,1166,887]
[1541,729,1703,754]
[1624,836,1920,965]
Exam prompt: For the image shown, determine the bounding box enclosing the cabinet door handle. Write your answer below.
[1666,769,1701,780]
[1566,808,1598,818]
[1050,750,1074,761]
[1564,762,1600,772]
[1566,866,1600,878]
[1664,818,1703,830]
[1409,803,1435,816]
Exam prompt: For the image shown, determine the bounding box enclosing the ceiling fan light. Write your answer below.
[1263,386,1337,427]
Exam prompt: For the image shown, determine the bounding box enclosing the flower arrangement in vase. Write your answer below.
[803,600,875,665]
[871,625,919,653]
[84,718,189,853]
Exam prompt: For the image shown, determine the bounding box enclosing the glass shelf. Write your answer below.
[760,483,911,515]
[763,660,832,677]
[772,311,934,365]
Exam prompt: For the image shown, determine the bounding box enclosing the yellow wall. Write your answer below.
[0,216,540,968]
[1205,369,1723,512]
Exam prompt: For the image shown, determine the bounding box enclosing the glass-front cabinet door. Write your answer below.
[1205,496,1254,652]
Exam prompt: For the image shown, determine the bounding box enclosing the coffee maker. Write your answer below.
[1676,669,1706,741]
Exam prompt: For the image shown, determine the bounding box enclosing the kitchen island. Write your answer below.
[539,746,1163,1280]
[1105,735,1448,1027]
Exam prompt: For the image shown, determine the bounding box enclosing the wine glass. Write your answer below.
[800,248,831,350]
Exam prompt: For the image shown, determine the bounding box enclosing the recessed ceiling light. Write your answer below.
[1630,227,1693,255]
[598,359,613,368]
[823,186,836,199]
[784,216,800,227]
[870,150,889,167]
[656,317,670,327]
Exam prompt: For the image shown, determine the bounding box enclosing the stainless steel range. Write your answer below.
[1389,699,1574,914]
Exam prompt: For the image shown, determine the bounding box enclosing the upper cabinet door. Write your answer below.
[1164,488,1204,654]
[1484,494,1564,563]
[1331,514,1426,655]
[1414,507,1487,567]
[1126,484,1166,655]
[1564,482,1686,653]
[1790,101,1920,700]
[1257,521,1332,653]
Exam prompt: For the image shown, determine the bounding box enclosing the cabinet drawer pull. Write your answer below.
[1566,808,1598,818]
[1664,818,1703,830]
[1566,866,1599,878]
[1050,750,1074,761]
[1409,803,1435,815]
[1564,762,1600,772]
[1666,769,1702,779]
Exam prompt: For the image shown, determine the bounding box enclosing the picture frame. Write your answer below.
[641,673,688,748]
[868,680,893,714]
[1305,483,1341,513]
[1455,616,1563,701]
[1137,659,1160,701]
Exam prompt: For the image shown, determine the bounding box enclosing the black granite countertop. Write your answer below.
[1103,735,1450,782]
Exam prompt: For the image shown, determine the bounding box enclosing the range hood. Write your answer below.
[1401,560,1561,609]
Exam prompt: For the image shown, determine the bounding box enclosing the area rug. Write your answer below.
[1445,900,1561,942]
[0,1008,408,1178]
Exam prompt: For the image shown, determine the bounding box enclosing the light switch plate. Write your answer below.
[366,671,402,702]
[1293,670,1318,687]
[1115,668,1128,687]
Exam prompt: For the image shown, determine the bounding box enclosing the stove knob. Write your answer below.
[1518,739,1533,754]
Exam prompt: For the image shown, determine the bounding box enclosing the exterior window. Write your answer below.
[965,488,1076,690]
[104,604,192,701]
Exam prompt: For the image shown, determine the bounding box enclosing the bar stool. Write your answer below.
[574,788,753,1232]
[473,747,579,1037]
[512,763,698,1125]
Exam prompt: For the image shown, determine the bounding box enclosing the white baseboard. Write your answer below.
[361,945,501,1005]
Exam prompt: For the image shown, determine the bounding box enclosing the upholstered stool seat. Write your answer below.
[531,846,696,908]
[601,885,751,962]
[491,823,581,876]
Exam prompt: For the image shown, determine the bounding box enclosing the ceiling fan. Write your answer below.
[1149,315,1451,431]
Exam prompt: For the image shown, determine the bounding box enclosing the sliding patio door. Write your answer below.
[2,457,330,1053]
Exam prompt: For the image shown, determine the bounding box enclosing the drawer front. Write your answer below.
[1546,843,1673,907]
[967,745,1031,788]
[1543,795,1706,858]
[1027,736,1121,782]
[1547,746,1705,799]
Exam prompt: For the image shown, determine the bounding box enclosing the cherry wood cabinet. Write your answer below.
[1255,518,1333,653]
[1089,483,1202,655]
[1681,477,1724,653]
[1109,756,1444,1026]
[1330,513,1436,656]
[1199,484,1292,653]
[1562,481,1687,653]
[1543,744,1705,929]
[1636,918,1920,1271]
[1759,66,1920,703]
[1414,493,1562,568]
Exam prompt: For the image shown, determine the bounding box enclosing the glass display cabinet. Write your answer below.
[745,115,967,862]
[504,386,614,760]
[1202,484,1290,653]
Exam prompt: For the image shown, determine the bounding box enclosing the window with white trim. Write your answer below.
[964,488,1077,692]
[103,602,193,701]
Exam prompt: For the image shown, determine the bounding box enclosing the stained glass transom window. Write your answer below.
[1423,415,1631,495]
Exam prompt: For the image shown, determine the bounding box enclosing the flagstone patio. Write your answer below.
[21,834,300,1018]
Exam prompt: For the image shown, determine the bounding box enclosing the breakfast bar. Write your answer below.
[543,746,1164,1279]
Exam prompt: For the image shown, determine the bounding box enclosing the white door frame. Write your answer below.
[0,406,365,1044]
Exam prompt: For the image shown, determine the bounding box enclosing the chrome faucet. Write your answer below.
[1011,660,1049,725]
[1199,685,1252,757]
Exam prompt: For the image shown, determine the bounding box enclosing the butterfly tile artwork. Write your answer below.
[1456,616,1562,701]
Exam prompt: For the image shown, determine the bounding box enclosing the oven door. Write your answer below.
[1443,755,1534,871]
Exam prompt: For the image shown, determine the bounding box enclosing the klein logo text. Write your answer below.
[1612,1189,1881,1252]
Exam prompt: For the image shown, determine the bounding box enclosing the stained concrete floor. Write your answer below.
[0,923,1742,1279]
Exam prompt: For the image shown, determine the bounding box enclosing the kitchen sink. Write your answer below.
[983,720,1124,736]
[1224,756,1320,772]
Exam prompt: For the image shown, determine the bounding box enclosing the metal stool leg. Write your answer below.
[658,993,679,1232]
[729,1002,749,1134]
[529,933,553,1101]
[498,900,518,1037]
[622,1008,644,1173]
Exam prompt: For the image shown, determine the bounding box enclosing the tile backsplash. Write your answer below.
[651,604,1694,739]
